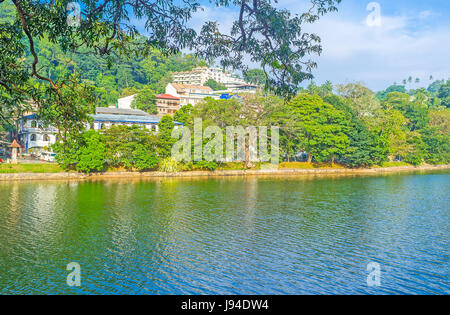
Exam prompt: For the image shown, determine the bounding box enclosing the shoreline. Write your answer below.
[0,164,448,181]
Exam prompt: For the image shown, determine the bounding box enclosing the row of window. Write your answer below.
[30,134,51,142]
[96,123,158,131]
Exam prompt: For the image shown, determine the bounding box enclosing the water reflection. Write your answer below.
[0,172,449,294]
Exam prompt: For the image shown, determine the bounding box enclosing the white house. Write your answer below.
[17,114,58,153]
[165,83,217,106]
[171,66,247,88]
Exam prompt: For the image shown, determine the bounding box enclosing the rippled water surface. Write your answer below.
[0,171,449,294]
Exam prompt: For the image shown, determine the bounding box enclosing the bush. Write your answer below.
[158,157,180,172]
[192,160,218,171]
[76,131,107,173]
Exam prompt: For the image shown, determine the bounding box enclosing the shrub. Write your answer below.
[76,131,107,173]
[158,157,180,172]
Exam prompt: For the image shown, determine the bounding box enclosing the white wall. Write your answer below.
[117,95,135,109]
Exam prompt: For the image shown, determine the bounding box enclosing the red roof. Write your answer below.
[156,94,180,100]
[9,139,21,148]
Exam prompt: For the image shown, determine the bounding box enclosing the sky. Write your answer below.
[136,0,450,92]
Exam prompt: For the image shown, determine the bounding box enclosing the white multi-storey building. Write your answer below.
[172,66,247,88]
[17,114,58,153]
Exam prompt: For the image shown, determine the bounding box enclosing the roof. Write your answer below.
[95,107,150,116]
[172,66,209,75]
[91,114,183,125]
[169,83,213,92]
[156,94,180,100]
[23,113,38,120]
[9,139,21,148]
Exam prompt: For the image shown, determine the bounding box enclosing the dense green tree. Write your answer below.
[132,87,157,114]
[421,109,450,164]
[53,130,106,173]
[378,109,409,160]
[287,94,350,163]
[382,92,410,111]
[243,69,267,86]
[76,131,107,173]
[204,79,227,91]
[404,131,426,165]
[337,83,381,119]
[193,94,281,167]
[158,115,176,158]
[305,81,333,98]
[173,104,194,126]
[427,80,444,94]
[376,84,407,100]
[404,102,429,131]
[103,125,159,171]
[437,80,450,108]
[324,95,385,167]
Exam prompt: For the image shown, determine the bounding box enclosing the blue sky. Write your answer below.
[138,0,450,91]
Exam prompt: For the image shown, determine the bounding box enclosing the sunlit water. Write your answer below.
[0,171,449,294]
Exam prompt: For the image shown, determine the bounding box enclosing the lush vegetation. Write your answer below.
[48,80,449,173]
[204,79,227,91]
[0,1,448,173]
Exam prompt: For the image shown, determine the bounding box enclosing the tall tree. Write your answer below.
[337,83,381,119]
[243,69,267,86]
[287,94,350,163]
[437,80,450,108]
[132,87,157,114]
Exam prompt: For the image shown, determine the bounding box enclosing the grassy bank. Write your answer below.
[0,163,64,173]
[0,161,414,174]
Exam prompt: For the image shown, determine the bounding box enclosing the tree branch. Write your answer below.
[12,0,59,91]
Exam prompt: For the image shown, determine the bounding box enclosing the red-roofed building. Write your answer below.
[156,94,180,116]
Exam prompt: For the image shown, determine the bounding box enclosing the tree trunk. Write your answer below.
[307,154,312,164]
[244,137,255,169]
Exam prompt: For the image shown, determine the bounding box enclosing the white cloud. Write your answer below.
[306,11,450,90]
[181,2,450,91]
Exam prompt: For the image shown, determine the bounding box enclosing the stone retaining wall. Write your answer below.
[0,164,448,182]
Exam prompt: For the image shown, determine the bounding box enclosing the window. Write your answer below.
[43,134,50,142]
[31,120,37,128]
[30,134,36,141]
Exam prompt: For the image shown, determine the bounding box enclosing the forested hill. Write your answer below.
[0,1,207,107]
[37,42,207,106]
[1,1,449,110]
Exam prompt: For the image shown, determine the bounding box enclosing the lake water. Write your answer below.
[0,171,449,294]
